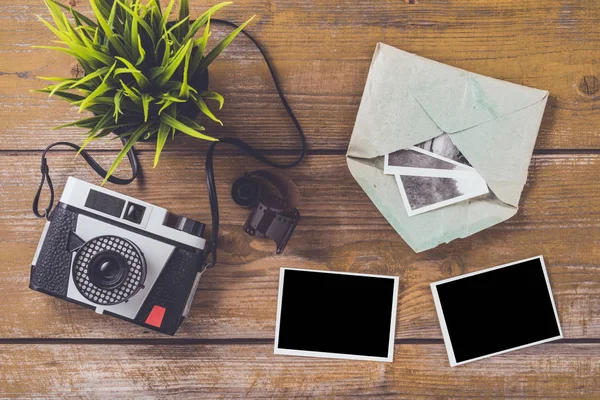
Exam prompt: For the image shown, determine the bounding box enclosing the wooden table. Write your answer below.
[1,0,599,397]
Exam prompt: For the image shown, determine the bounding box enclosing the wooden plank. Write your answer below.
[1,152,600,339]
[1,0,599,151]
[0,343,599,398]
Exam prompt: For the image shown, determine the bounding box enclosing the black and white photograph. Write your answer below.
[395,172,489,216]
[415,133,472,167]
[384,144,475,179]
[430,256,562,367]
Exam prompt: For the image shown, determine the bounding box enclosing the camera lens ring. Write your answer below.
[72,235,147,306]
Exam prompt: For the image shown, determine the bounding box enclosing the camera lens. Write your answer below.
[73,236,146,306]
[87,250,129,290]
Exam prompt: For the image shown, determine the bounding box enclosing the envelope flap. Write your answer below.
[348,43,447,159]
[413,72,548,134]
[449,96,548,207]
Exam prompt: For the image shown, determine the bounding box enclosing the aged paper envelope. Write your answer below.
[347,43,548,252]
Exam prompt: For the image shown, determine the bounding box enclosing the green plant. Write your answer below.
[35,0,253,182]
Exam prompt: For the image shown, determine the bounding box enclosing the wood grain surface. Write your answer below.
[1,344,599,398]
[1,0,600,397]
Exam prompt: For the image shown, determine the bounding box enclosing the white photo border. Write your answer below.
[430,255,563,367]
[274,268,399,363]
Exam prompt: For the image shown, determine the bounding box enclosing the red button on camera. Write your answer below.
[145,305,166,328]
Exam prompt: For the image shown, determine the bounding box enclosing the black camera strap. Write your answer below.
[33,138,140,219]
[33,19,307,270]
[203,19,306,269]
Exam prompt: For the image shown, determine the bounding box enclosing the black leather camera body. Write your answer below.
[30,177,206,335]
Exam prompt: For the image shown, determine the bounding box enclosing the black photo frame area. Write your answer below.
[274,268,399,362]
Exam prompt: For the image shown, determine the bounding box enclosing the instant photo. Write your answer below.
[431,256,562,366]
[395,173,488,216]
[275,268,399,362]
[415,133,472,167]
[384,146,475,178]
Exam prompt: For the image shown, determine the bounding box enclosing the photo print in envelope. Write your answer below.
[346,43,548,252]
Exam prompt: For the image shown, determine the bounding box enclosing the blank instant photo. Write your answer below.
[395,172,488,216]
[431,256,562,367]
[275,268,399,362]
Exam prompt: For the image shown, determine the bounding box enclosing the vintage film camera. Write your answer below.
[30,177,206,335]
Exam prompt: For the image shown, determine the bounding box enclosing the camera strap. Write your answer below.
[33,19,306,270]
[202,19,306,269]
[33,138,139,219]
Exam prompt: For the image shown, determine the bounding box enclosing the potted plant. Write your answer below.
[34,0,253,182]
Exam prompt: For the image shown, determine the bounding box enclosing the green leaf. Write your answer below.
[79,62,116,111]
[150,66,165,80]
[116,0,156,46]
[37,76,73,82]
[113,90,124,122]
[160,113,216,141]
[160,34,171,68]
[47,80,76,96]
[74,25,94,47]
[179,40,193,98]
[90,0,129,58]
[34,89,85,103]
[92,27,100,45]
[157,100,174,115]
[158,93,186,103]
[115,56,151,89]
[136,35,145,65]
[77,129,110,154]
[159,0,176,32]
[67,41,115,66]
[154,122,171,167]
[107,0,119,32]
[50,0,98,27]
[103,121,152,184]
[141,93,153,122]
[59,11,85,45]
[163,15,189,39]
[119,79,142,105]
[69,66,109,89]
[31,45,76,58]
[196,17,211,56]
[77,107,116,155]
[78,82,111,112]
[200,90,225,109]
[182,2,231,44]
[178,0,190,38]
[154,39,192,87]
[193,16,255,75]
[189,18,211,77]
[192,94,222,125]
[162,80,196,93]
[36,15,72,44]
[53,116,103,129]
[144,125,160,140]
[43,0,67,31]
[178,115,205,131]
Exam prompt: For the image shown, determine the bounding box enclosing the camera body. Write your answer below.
[30,177,206,335]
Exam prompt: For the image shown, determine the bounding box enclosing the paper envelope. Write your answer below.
[347,43,548,252]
